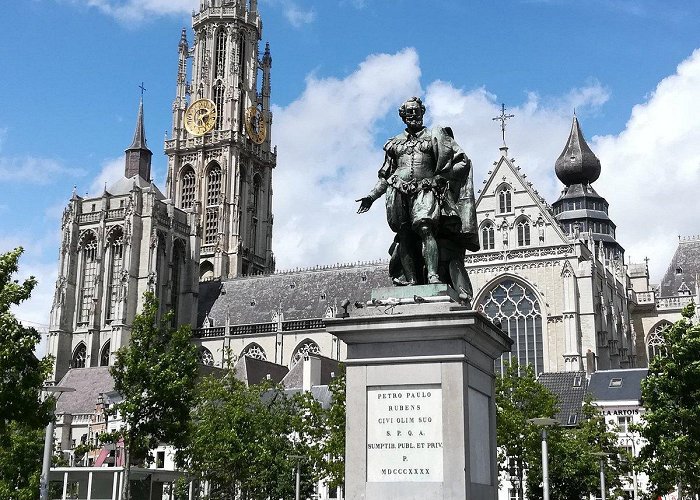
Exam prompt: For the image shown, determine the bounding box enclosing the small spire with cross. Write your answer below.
[492,103,515,148]
[139,82,147,98]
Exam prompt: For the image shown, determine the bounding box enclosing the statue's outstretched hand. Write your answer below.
[356,197,373,214]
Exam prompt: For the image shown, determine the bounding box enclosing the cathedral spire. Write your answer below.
[555,115,601,186]
[124,96,152,180]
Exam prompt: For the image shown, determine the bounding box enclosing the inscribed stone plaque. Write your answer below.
[366,385,443,482]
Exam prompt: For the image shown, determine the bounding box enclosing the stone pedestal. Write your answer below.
[325,295,512,500]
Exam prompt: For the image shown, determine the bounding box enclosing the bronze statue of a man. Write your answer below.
[357,97,479,301]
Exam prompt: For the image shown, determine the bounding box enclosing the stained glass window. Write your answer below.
[477,279,543,375]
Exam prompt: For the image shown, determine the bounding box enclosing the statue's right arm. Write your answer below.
[357,148,393,214]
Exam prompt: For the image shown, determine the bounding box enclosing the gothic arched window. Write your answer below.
[242,343,267,360]
[291,339,321,367]
[106,226,124,322]
[477,279,544,375]
[647,321,671,360]
[214,28,227,79]
[200,261,214,281]
[170,240,186,326]
[78,231,98,324]
[481,222,495,250]
[252,174,262,212]
[516,218,531,247]
[204,164,222,245]
[180,166,196,209]
[498,188,512,213]
[213,81,225,130]
[198,347,215,366]
[72,343,87,368]
[100,340,111,367]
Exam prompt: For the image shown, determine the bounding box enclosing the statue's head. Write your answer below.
[399,97,425,130]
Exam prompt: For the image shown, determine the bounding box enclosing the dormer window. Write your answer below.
[609,377,623,388]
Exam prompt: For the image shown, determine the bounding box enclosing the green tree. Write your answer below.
[109,292,198,500]
[638,303,700,498]
[496,361,630,500]
[537,397,630,500]
[181,368,310,499]
[0,247,54,499]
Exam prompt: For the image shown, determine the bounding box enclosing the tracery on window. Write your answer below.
[291,340,321,367]
[78,232,98,324]
[242,343,267,360]
[498,188,512,213]
[198,347,215,366]
[481,222,495,250]
[477,279,543,375]
[180,166,196,209]
[206,164,222,207]
[252,174,261,211]
[213,81,224,130]
[107,227,124,322]
[72,343,87,368]
[214,29,227,79]
[647,322,671,360]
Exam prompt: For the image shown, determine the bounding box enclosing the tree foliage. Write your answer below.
[180,368,313,499]
[0,247,54,499]
[638,303,700,498]
[109,291,198,499]
[496,361,630,500]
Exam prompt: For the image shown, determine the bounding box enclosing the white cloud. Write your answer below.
[283,2,315,27]
[89,156,126,196]
[592,48,700,281]
[0,156,86,185]
[66,0,197,23]
[271,48,422,270]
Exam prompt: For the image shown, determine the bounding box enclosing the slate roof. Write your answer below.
[234,356,289,386]
[283,385,334,409]
[106,175,165,200]
[55,367,114,415]
[588,368,647,403]
[537,371,588,427]
[281,354,340,390]
[658,237,700,298]
[198,262,391,327]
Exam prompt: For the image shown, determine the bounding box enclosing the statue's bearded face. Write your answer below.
[402,101,424,129]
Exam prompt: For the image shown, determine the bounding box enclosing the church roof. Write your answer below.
[55,367,114,415]
[281,354,340,390]
[554,116,601,186]
[658,236,700,298]
[106,175,165,200]
[198,262,391,327]
[126,98,150,152]
[538,371,588,427]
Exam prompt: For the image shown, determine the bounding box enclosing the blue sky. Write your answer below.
[3,0,700,336]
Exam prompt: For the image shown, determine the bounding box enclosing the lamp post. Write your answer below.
[289,454,304,500]
[620,435,639,500]
[528,417,558,500]
[593,452,612,500]
[40,385,75,500]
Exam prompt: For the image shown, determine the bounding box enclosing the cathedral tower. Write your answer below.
[552,115,624,262]
[165,0,275,280]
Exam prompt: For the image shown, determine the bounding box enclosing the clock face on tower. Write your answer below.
[184,99,217,136]
[244,106,267,144]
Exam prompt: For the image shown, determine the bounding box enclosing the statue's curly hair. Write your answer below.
[398,96,425,119]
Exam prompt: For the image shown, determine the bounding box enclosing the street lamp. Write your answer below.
[289,454,304,500]
[528,417,558,500]
[620,435,640,500]
[593,452,613,500]
[40,385,76,500]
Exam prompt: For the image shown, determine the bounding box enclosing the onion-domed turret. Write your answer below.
[555,116,601,186]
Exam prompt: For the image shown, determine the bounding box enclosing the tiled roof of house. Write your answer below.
[55,367,114,415]
[538,371,588,426]
[234,356,289,386]
[588,368,647,402]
